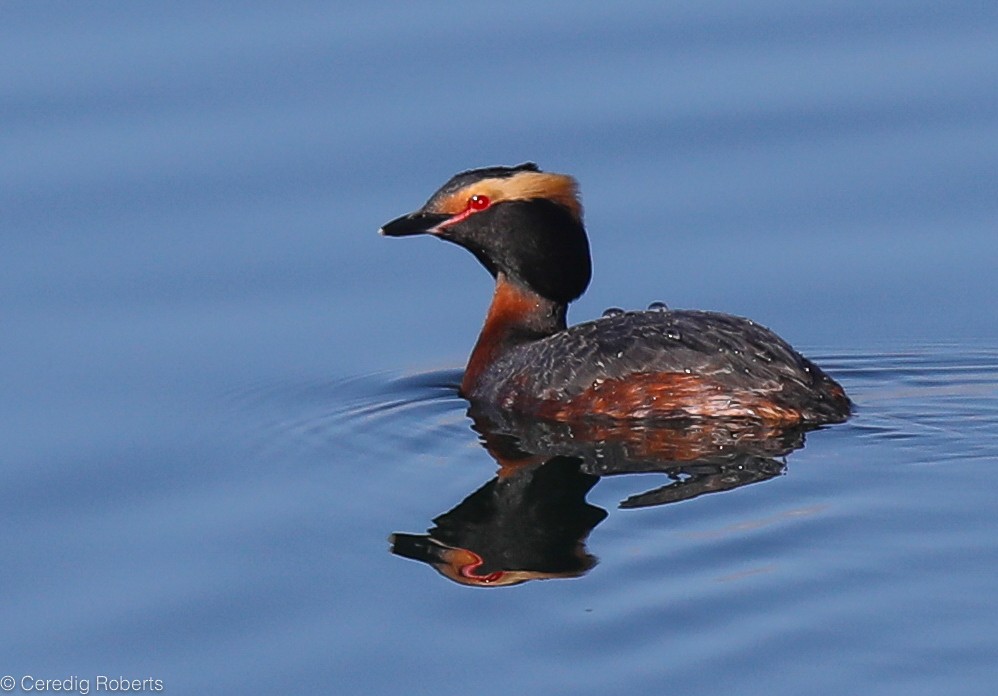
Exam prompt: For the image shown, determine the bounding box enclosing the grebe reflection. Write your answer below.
[390,407,812,587]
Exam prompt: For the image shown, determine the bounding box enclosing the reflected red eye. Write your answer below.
[460,565,504,583]
[469,194,491,211]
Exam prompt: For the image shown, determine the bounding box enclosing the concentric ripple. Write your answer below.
[825,346,998,463]
[230,369,473,462]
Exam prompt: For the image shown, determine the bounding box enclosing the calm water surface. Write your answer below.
[3,2,997,695]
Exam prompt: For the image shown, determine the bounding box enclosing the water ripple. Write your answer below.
[824,346,998,464]
[229,369,469,461]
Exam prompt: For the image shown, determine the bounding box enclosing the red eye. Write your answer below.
[469,194,491,211]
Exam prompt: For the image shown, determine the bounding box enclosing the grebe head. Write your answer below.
[380,163,592,304]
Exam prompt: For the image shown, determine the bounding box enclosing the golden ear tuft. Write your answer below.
[499,171,582,220]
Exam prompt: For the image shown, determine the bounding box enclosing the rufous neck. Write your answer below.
[460,275,567,396]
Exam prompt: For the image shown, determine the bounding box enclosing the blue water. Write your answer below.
[3,2,998,694]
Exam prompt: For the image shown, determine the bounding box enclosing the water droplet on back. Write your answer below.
[602,307,625,318]
[647,301,669,311]
[665,328,681,340]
